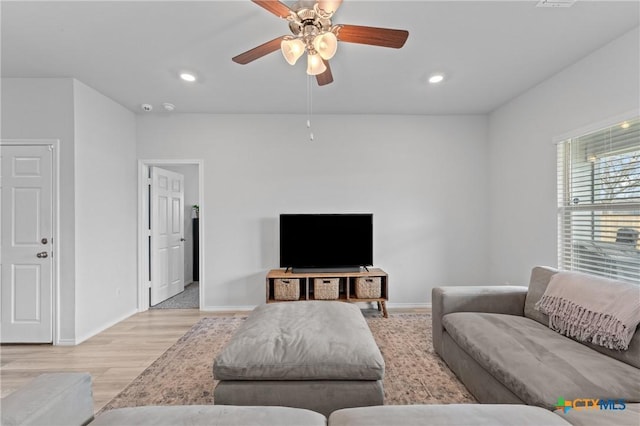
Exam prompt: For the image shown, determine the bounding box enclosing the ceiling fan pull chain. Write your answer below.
[307,74,314,141]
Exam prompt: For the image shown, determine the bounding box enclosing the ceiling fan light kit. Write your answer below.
[280,3,338,74]
[233,0,409,86]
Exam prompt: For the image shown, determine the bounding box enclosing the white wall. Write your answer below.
[1,78,138,344]
[488,26,640,285]
[1,78,77,342]
[73,80,138,342]
[137,114,490,308]
[162,164,200,284]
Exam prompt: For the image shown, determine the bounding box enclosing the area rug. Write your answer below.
[101,313,475,413]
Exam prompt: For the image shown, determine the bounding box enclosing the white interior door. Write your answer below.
[1,144,53,343]
[150,167,184,306]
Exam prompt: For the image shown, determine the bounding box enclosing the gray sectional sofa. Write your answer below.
[432,265,640,424]
[2,373,571,426]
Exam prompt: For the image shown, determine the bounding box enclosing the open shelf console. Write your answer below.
[266,268,388,317]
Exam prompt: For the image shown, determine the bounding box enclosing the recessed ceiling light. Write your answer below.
[428,73,445,84]
[621,121,630,129]
[180,72,196,82]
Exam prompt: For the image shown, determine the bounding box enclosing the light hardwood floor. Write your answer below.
[0,309,243,412]
[1,306,427,413]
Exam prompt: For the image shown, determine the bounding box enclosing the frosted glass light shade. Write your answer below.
[317,0,342,15]
[313,32,338,60]
[281,38,305,65]
[306,52,327,75]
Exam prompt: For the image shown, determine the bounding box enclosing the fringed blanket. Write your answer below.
[535,271,640,351]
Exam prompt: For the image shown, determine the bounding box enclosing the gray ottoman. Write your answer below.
[213,301,385,416]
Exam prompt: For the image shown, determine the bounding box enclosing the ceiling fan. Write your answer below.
[232,0,409,86]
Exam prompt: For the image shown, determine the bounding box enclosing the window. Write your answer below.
[557,117,640,283]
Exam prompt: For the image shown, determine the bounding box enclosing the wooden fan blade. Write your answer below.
[316,60,333,86]
[252,0,293,19]
[232,36,285,65]
[335,24,409,49]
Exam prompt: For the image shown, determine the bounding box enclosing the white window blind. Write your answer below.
[557,117,640,283]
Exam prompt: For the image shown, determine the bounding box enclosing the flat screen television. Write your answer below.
[279,213,373,272]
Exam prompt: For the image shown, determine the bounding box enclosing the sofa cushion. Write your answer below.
[581,331,640,370]
[442,312,640,409]
[524,265,640,369]
[329,404,571,426]
[91,405,327,426]
[0,373,93,426]
[523,265,555,326]
[554,402,640,426]
[213,301,384,381]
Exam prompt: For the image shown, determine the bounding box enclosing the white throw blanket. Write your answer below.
[535,271,640,351]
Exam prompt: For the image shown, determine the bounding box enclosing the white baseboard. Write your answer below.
[55,338,78,346]
[201,302,431,312]
[387,302,432,309]
[201,305,257,312]
[70,308,138,345]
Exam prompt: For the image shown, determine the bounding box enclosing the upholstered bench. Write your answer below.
[213,301,385,416]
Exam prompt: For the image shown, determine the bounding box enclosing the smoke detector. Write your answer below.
[537,0,576,7]
[141,104,153,112]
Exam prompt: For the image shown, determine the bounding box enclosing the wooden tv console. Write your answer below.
[266,268,388,318]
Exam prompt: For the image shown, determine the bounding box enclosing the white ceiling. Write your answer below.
[2,1,638,115]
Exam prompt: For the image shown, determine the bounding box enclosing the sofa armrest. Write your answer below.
[432,286,528,356]
[0,373,94,426]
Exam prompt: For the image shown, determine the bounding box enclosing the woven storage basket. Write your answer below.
[314,278,339,300]
[274,278,300,301]
[355,277,381,298]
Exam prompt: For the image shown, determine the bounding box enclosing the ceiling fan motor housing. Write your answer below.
[288,7,333,39]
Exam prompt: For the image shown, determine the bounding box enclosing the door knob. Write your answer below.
[180,238,186,241]
[37,252,48,258]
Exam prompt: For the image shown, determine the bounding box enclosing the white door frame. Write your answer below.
[0,139,60,344]
[137,159,204,311]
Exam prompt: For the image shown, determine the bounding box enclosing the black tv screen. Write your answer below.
[279,214,373,270]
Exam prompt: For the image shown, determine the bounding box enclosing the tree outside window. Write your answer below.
[558,117,639,282]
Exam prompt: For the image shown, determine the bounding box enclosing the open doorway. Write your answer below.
[137,160,204,311]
